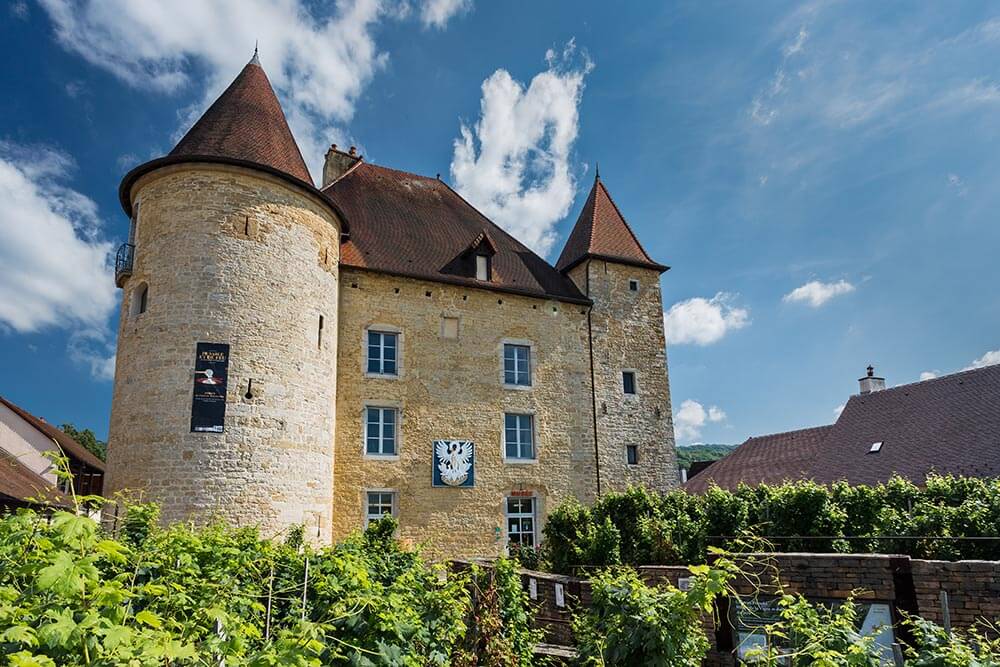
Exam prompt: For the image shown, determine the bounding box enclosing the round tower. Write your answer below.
[106,55,342,541]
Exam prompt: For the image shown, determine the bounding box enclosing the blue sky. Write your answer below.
[1,0,998,445]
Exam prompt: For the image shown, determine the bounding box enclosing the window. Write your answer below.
[628,279,639,292]
[506,496,537,547]
[129,283,148,317]
[476,254,490,281]
[365,490,396,527]
[626,444,639,466]
[503,344,531,386]
[869,441,883,453]
[366,330,398,376]
[504,413,535,460]
[365,407,398,456]
[622,371,637,395]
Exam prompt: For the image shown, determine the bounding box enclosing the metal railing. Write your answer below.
[115,243,135,287]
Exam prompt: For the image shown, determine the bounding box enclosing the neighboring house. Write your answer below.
[0,396,105,511]
[105,54,677,556]
[685,364,1000,492]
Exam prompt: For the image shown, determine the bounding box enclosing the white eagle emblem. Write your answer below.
[435,440,474,486]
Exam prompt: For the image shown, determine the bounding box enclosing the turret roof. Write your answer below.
[555,174,667,273]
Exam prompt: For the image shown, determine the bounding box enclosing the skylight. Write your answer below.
[869,441,883,453]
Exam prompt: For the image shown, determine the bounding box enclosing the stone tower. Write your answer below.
[557,172,678,496]
[106,55,343,540]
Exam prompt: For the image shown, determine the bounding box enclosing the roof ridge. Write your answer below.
[849,363,1000,400]
[745,423,835,442]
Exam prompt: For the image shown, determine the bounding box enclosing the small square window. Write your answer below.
[365,407,398,456]
[506,496,536,547]
[503,344,532,387]
[365,490,397,527]
[869,441,883,453]
[628,279,639,292]
[366,330,398,376]
[626,444,639,465]
[504,413,535,460]
[622,371,637,395]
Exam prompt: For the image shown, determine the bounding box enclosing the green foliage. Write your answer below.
[572,560,735,666]
[58,423,106,462]
[905,617,1000,666]
[0,505,472,666]
[454,559,543,667]
[543,476,1000,571]
[675,444,736,470]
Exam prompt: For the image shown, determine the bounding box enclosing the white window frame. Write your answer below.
[504,495,538,548]
[622,369,638,396]
[501,339,534,390]
[363,404,400,459]
[503,412,536,462]
[476,254,490,281]
[364,325,401,378]
[364,489,397,528]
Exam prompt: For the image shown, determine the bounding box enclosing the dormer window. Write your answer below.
[476,254,490,281]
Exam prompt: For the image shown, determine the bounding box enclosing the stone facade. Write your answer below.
[568,260,677,496]
[107,164,341,542]
[106,164,678,556]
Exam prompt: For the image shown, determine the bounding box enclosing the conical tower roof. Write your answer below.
[119,54,323,217]
[555,173,667,273]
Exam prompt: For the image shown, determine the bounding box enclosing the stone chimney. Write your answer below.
[858,365,886,395]
[322,144,361,188]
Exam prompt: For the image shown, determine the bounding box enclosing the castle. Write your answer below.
[106,55,677,556]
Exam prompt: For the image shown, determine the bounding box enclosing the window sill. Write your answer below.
[365,372,400,380]
[364,454,400,461]
[503,383,533,391]
[504,458,539,465]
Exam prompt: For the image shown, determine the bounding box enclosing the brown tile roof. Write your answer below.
[0,451,69,507]
[325,162,590,304]
[118,57,347,223]
[684,426,834,493]
[170,57,311,183]
[685,364,1000,492]
[555,175,667,273]
[0,396,105,471]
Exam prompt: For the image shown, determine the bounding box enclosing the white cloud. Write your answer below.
[663,292,749,346]
[0,141,117,378]
[674,399,726,443]
[37,0,468,180]
[782,279,855,307]
[919,371,938,381]
[450,40,593,257]
[946,173,968,196]
[965,350,1000,370]
[420,0,469,28]
[10,0,28,20]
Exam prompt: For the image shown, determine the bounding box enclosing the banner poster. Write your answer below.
[190,342,230,433]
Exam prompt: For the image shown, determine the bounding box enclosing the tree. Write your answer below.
[59,422,107,461]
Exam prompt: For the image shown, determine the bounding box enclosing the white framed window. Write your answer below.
[476,254,490,281]
[504,413,535,461]
[505,496,537,547]
[366,329,398,376]
[503,344,532,387]
[622,370,637,395]
[365,490,397,528]
[626,444,639,466]
[365,406,398,456]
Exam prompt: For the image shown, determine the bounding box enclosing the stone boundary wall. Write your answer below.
[453,553,1000,664]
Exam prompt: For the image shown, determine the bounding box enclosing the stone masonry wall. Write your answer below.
[107,164,341,542]
[567,261,678,495]
[333,269,597,558]
[911,559,1000,634]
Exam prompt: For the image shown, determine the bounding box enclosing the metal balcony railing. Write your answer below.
[115,243,135,287]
